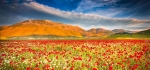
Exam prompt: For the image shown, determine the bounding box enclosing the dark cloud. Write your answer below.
[9,0,20,3]
[0,0,8,3]
[0,1,74,25]
[114,0,150,19]
[76,0,150,20]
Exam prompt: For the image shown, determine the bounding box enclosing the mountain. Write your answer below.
[87,28,114,37]
[134,29,150,38]
[0,26,8,30]
[112,29,126,33]
[107,29,150,39]
[0,20,87,39]
[1,19,149,40]
[112,29,135,33]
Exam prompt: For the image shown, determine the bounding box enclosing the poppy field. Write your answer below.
[0,40,150,70]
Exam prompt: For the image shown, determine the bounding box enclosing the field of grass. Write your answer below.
[0,40,150,70]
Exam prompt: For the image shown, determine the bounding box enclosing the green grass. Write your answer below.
[107,29,150,39]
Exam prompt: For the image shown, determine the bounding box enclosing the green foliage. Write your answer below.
[107,29,150,39]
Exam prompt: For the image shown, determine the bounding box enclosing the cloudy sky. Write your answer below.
[0,0,150,30]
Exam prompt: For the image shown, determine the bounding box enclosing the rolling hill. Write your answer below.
[112,29,135,33]
[107,29,150,39]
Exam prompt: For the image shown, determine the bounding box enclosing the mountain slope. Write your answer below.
[0,26,8,30]
[0,20,87,38]
[1,20,149,40]
[107,29,150,39]
[112,29,126,33]
[87,28,114,37]
[112,29,135,33]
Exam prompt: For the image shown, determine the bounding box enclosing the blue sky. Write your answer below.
[0,0,150,30]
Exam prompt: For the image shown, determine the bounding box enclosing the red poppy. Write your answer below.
[43,64,50,70]
[92,68,97,70]
[26,67,32,70]
[33,67,40,70]
[56,56,58,59]
[131,64,139,70]
[70,67,74,70]
[109,65,113,70]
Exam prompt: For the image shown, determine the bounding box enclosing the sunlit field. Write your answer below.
[0,40,150,70]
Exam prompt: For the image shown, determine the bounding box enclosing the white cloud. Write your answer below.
[23,2,150,30]
[26,0,34,1]
[75,0,118,12]
[24,2,108,20]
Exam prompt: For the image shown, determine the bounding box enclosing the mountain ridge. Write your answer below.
[0,20,87,39]
[0,19,149,40]
[87,28,114,37]
[107,29,150,39]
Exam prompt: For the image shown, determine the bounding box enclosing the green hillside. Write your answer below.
[107,29,150,39]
